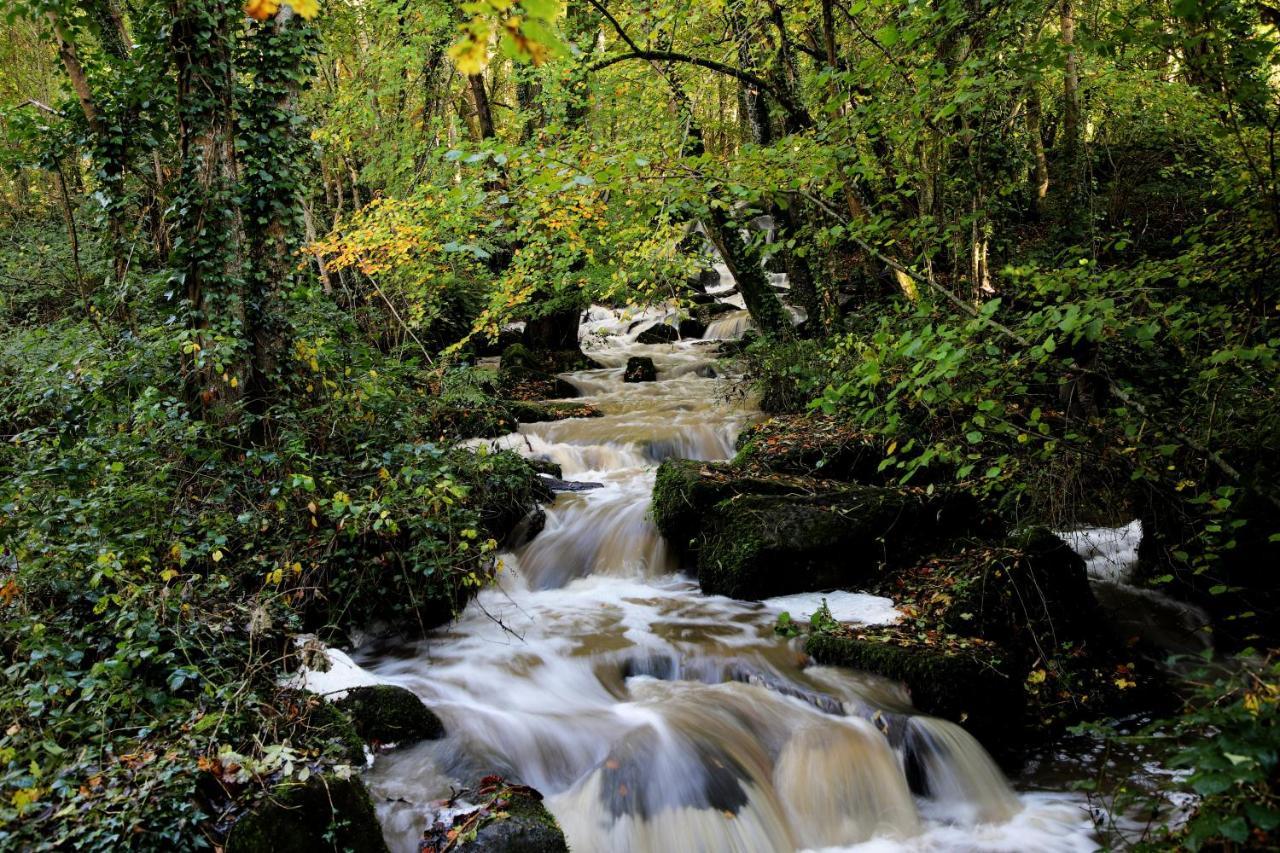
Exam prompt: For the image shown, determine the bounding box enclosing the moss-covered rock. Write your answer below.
[651,460,827,556]
[500,343,541,369]
[624,356,657,383]
[226,775,388,853]
[635,323,680,345]
[678,318,707,339]
[423,778,569,853]
[695,302,739,326]
[496,366,579,401]
[696,488,966,599]
[303,695,369,765]
[506,400,601,423]
[733,414,888,481]
[805,632,1022,755]
[335,685,444,747]
[424,406,518,440]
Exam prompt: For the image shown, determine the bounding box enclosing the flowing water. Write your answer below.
[353,312,1102,852]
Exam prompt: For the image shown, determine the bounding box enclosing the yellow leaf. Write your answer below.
[245,0,280,21]
[211,549,223,563]
[290,0,319,19]
[448,32,490,75]
[1027,669,1047,685]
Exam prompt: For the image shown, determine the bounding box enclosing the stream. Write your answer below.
[352,310,1104,852]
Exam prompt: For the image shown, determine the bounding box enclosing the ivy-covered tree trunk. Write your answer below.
[171,0,248,422]
[240,6,315,439]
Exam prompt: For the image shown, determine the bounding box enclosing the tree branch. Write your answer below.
[590,49,813,129]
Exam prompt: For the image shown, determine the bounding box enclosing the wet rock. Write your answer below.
[226,775,388,853]
[497,366,579,401]
[526,458,563,479]
[424,778,568,853]
[624,356,657,382]
[539,476,604,492]
[506,400,601,423]
[805,632,1023,760]
[678,317,707,339]
[335,685,444,747]
[635,323,680,345]
[695,301,739,326]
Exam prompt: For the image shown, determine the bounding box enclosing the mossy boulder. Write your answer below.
[303,695,369,765]
[624,356,657,383]
[335,685,444,747]
[695,302,739,326]
[678,317,707,339]
[497,366,579,401]
[226,775,388,853]
[635,323,680,344]
[423,778,569,853]
[805,632,1022,756]
[651,459,830,556]
[696,488,970,599]
[506,400,601,423]
[424,406,517,440]
[733,414,887,481]
[501,343,541,369]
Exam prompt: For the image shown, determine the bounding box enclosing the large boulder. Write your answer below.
[696,489,972,600]
[624,356,657,383]
[497,366,579,401]
[695,302,740,326]
[226,775,388,853]
[678,317,707,339]
[506,400,602,424]
[335,685,444,747]
[635,323,680,345]
[733,414,889,482]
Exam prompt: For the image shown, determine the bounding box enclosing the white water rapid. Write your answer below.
[355,311,1101,852]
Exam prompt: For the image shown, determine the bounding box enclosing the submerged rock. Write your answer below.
[624,356,657,382]
[226,775,388,853]
[335,684,444,747]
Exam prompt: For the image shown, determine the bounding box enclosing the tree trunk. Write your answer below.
[469,73,496,140]
[1060,0,1085,233]
[171,0,248,422]
[1026,84,1050,218]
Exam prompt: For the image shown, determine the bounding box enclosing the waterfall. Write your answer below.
[357,306,1099,852]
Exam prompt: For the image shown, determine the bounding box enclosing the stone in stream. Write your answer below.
[496,366,579,401]
[423,778,568,853]
[335,684,444,746]
[677,317,707,339]
[634,323,680,344]
[694,301,739,326]
[506,400,602,424]
[226,775,388,853]
[623,356,657,383]
[651,459,987,599]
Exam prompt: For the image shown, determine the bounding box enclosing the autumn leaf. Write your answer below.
[245,0,280,21]
[290,0,319,19]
